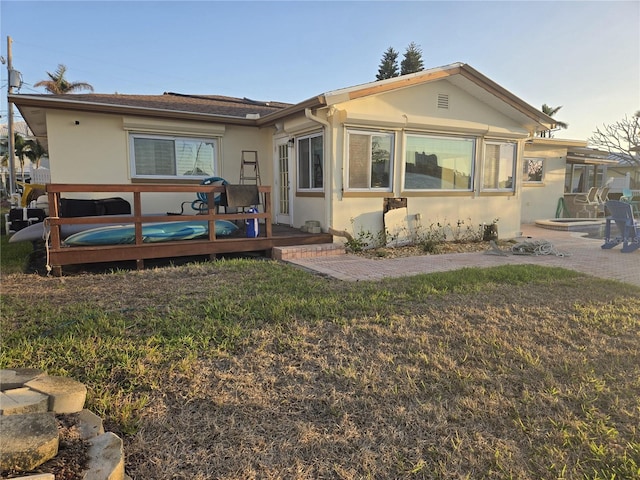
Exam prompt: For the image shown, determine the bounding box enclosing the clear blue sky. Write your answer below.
[1,0,638,142]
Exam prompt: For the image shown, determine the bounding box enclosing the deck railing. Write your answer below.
[45,183,272,275]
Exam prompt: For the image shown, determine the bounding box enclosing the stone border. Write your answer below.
[0,368,128,479]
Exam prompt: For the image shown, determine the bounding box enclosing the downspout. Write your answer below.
[304,108,333,232]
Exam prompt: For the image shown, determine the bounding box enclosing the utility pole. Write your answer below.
[6,35,17,196]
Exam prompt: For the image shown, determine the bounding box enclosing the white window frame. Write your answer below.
[481,141,517,192]
[346,129,394,192]
[403,133,476,192]
[296,132,324,192]
[523,157,545,184]
[129,133,219,180]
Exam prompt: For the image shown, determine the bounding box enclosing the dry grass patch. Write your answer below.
[2,260,639,479]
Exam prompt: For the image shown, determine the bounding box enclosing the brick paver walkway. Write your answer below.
[286,224,640,286]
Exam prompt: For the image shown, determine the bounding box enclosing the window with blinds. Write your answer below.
[347,130,394,191]
[130,134,217,179]
[482,142,516,191]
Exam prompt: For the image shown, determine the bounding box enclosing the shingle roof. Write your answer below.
[25,92,293,118]
[0,121,32,137]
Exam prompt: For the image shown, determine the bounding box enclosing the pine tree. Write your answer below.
[400,42,424,75]
[376,47,399,81]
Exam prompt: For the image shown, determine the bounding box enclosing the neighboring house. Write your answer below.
[521,140,616,222]
[602,153,640,193]
[11,62,606,240]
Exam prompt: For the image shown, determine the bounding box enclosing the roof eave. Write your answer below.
[457,64,556,130]
[320,63,555,132]
[526,137,588,148]
[566,155,619,165]
[8,94,260,126]
[257,95,326,126]
[323,63,464,104]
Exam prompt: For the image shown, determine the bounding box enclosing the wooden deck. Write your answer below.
[45,183,332,275]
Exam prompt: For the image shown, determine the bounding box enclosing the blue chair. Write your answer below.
[601,200,640,253]
[169,177,228,215]
[191,177,228,213]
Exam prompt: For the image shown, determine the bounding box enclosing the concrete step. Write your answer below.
[273,242,345,260]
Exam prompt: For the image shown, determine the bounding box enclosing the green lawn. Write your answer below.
[1,232,34,275]
[2,258,639,479]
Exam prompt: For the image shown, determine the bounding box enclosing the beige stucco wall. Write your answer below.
[520,144,568,223]
[272,80,535,238]
[45,110,272,214]
[322,80,531,240]
[41,77,551,239]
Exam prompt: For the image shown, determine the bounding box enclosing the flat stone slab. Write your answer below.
[10,474,54,480]
[25,375,87,414]
[0,368,46,391]
[85,432,125,480]
[78,408,105,439]
[0,388,49,415]
[0,413,59,472]
[11,474,54,480]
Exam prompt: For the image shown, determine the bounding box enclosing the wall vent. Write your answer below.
[437,93,449,109]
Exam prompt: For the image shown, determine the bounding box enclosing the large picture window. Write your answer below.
[130,134,217,179]
[482,142,516,191]
[404,134,475,190]
[297,133,323,191]
[347,130,394,191]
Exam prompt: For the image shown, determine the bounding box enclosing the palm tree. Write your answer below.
[25,139,48,169]
[11,133,29,180]
[0,133,25,177]
[34,64,94,94]
[540,104,569,137]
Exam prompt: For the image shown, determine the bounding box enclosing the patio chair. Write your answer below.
[620,188,640,215]
[596,185,611,216]
[601,200,640,253]
[170,177,228,215]
[573,187,599,218]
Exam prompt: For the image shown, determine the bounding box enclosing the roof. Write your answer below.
[566,146,618,165]
[9,92,296,148]
[9,62,556,146]
[321,63,556,132]
[0,121,33,138]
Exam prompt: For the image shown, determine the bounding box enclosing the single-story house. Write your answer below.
[10,62,611,241]
[602,153,640,193]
